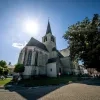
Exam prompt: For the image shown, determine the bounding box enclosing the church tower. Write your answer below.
[42,20,56,58]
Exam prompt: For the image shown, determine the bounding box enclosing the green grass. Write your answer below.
[19,76,78,87]
[0,76,80,87]
[0,78,12,86]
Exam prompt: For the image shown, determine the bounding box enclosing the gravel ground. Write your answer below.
[39,83,100,100]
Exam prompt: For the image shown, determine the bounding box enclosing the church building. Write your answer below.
[18,21,80,79]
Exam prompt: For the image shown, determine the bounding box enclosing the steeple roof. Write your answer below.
[46,20,52,34]
[26,37,48,52]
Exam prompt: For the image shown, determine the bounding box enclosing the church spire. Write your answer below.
[46,20,52,34]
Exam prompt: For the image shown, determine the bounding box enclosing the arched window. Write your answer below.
[51,36,54,42]
[27,50,32,65]
[44,36,47,42]
[34,51,38,66]
[59,68,61,73]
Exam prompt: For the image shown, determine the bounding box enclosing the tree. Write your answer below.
[0,60,7,68]
[63,14,100,71]
[0,66,3,75]
[0,60,9,76]
[3,68,9,75]
[14,64,25,73]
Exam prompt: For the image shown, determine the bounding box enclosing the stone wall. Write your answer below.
[18,46,49,78]
[47,62,57,77]
[18,46,49,66]
[42,33,57,59]
[60,57,73,74]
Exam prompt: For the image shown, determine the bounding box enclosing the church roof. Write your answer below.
[26,37,48,52]
[52,47,57,51]
[57,50,64,58]
[52,47,64,58]
[46,20,52,34]
[47,58,57,63]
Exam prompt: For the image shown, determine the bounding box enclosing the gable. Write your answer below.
[26,37,48,52]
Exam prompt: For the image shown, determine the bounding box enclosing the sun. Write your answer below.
[23,20,39,35]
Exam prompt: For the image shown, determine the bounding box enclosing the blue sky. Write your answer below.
[0,0,100,64]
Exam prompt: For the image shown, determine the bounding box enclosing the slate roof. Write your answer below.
[47,58,57,63]
[46,20,52,34]
[52,47,64,58]
[26,37,48,52]
[57,50,64,58]
[52,47,57,51]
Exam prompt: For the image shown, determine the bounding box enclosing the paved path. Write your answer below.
[39,83,100,100]
[0,82,100,100]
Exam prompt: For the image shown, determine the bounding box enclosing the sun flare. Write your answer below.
[23,20,39,35]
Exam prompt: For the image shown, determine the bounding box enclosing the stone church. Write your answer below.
[18,21,80,79]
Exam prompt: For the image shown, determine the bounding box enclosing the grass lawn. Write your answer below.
[0,78,12,86]
[19,76,78,87]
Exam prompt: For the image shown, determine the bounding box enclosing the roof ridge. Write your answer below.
[30,37,43,44]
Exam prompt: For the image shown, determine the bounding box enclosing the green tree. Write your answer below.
[0,60,9,76]
[14,64,25,73]
[0,60,7,68]
[63,14,100,71]
[3,68,9,75]
[0,66,3,75]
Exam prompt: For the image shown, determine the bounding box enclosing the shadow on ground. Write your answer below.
[4,83,65,100]
[4,76,70,100]
[3,77,100,100]
[77,78,100,86]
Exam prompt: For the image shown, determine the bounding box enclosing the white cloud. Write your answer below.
[12,42,27,49]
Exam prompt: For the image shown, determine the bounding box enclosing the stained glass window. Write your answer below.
[27,50,32,65]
